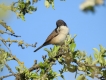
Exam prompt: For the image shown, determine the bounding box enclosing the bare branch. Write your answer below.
[5,64,16,76]
[4,32,21,37]
[0,74,14,80]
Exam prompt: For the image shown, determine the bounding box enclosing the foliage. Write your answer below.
[0,0,106,80]
[80,0,104,12]
[0,0,37,21]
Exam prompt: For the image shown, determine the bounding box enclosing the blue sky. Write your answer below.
[0,0,106,80]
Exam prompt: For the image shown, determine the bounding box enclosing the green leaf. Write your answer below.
[103,70,106,78]
[45,0,50,8]
[61,75,65,80]
[48,51,52,58]
[20,14,25,21]
[55,46,60,52]
[100,45,104,52]
[52,45,60,56]
[93,48,99,54]
[44,48,51,53]
[94,53,98,59]
[99,45,105,54]
[21,3,25,9]
[46,45,59,58]
[58,57,62,63]
[52,0,55,9]
[76,74,87,80]
[39,62,49,69]
[18,2,25,9]
[30,72,39,78]
[99,56,105,65]
[85,56,92,64]
[39,62,43,67]
[70,43,76,52]
[92,60,98,65]
[29,6,37,11]
[52,45,56,51]
[15,66,20,72]
[68,65,77,72]
[78,66,86,71]
[44,48,52,57]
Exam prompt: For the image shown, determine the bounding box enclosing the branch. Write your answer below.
[29,52,66,72]
[5,64,16,76]
[0,74,14,80]
[75,60,106,69]
[0,20,14,34]
[29,64,39,72]
[4,32,21,37]
[0,30,21,37]
[1,39,24,80]
[1,38,22,65]
[0,36,36,49]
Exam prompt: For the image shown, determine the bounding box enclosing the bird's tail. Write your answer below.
[34,45,44,52]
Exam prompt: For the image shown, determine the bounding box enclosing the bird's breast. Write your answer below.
[50,25,69,45]
[50,34,67,45]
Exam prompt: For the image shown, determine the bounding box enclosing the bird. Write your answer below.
[34,19,69,52]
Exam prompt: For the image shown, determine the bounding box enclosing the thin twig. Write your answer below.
[4,32,21,37]
[5,64,15,75]
[2,41,12,53]
[2,40,21,63]
[0,74,14,80]
[29,64,39,72]
[4,64,17,79]
[0,37,36,49]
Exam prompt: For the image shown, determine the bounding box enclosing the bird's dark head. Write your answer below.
[56,19,67,27]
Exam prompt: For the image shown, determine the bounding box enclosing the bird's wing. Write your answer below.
[34,29,59,52]
[43,28,59,45]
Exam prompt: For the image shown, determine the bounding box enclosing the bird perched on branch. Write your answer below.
[34,19,69,52]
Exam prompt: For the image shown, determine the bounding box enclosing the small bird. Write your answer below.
[34,19,69,52]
